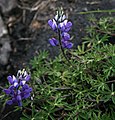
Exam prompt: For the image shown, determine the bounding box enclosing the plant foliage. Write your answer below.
[19,16,115,120]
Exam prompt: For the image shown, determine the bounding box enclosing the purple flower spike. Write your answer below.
[49,38,59,46]
[48,9,73,49]
[4,69,32,107]
[48,19,57,32]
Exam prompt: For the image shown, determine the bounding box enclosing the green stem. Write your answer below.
[78,9,115,15]
[58,30,71,64]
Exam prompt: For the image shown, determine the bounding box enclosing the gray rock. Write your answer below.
[0,0,17,65]
[0,16,8,37]
[0,0,17,13]
[0,36,11,65]
[110,0,115,8]
[0,16,11,65]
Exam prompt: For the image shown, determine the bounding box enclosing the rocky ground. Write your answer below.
[0,0,115,119]
[0,0,115,78]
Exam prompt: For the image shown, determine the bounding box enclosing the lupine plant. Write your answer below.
[0,9,115,120]
[48,8,73,63]
[4,69,32,107]
[48,8,73,49]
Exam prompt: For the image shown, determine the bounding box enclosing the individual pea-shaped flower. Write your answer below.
[61,40,73,49]
[61,32,70,41]
[49,38,59,46]
[48,19,58,32]
[58,20,72,32]
[17,69,31,86]
[7,75,18,87]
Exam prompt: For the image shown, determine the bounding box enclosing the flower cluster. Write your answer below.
[48,9,73,49]
[4,69,32,106]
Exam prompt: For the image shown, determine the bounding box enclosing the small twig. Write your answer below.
[22,10,26,24]
[18,0,51,11]
[1,110,14,120]
[95,28,115,36]
[24,106,32,111]
[61,94,72,98]
[0,86,4,90]
[106,80,115,84]
[85,98,104,102]
[17,38,33,41]
[54,87,72,91]
[17,5,32,11]
[78,9,115,15]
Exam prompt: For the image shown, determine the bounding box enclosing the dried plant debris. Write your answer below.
[0,0,16,65]
[0,0,17,13]
[0,16,11,65]
[0,36,11,65]
[0,16,8,37]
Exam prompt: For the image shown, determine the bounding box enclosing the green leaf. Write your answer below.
[112,96,115,104]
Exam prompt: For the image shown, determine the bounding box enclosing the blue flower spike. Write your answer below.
[4,69,32,107]
[48,8,73,49]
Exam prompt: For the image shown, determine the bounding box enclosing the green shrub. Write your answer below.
[21,16,115,120]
